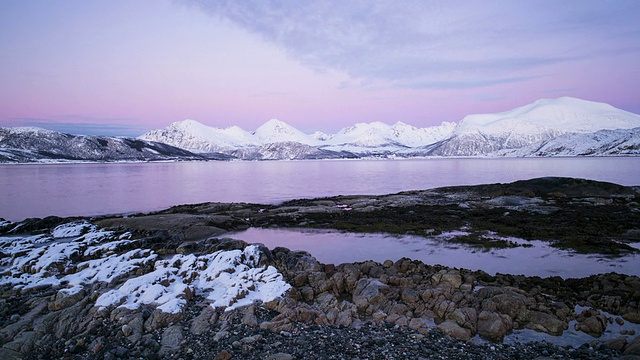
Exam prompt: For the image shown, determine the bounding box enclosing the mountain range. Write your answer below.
[0,127,225,163]
[2,97,640,163]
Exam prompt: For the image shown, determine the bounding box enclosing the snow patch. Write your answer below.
[96,245,290,313]
[1,221,291,314]
[52,221,95,238]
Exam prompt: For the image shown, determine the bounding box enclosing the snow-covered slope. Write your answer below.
[0,127,211,163]
[253,119,320,145]
[324,121,455,148]
[140,119,259,152]
[497,127,640,157]
[428,97,640,156]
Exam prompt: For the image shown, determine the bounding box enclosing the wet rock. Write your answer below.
[625,335,640,355]
[526,311,567,336]
[592,336,627,351]
[575,309,608,337]
[623,311,640,324]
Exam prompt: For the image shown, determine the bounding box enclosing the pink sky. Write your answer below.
[1,0,639,136]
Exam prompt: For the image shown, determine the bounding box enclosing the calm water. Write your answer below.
[1,157,639,222]
[230,228,640,278]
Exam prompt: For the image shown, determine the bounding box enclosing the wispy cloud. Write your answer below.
[185,0,640,90]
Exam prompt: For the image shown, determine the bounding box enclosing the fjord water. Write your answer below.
[1,157,639,222]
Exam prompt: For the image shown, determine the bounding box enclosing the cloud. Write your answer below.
[184,0,640,90]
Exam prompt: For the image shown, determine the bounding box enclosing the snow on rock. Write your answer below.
[0,221,291,314]
[96,245,291,313]
[52,220,95,238]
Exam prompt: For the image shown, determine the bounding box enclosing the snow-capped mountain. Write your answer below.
[426,97,640,156]
[497,127,640,157]
[0,127,215,163]
[4,97,639,163]
[253,119,320,145]
[323,121,456,149]
[140,119,259,152]
[139,118,456,158]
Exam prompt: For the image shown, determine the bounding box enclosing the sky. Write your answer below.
[1,0,639,136]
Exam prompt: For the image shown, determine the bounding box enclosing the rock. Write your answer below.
[623,311,640,323]
[352,278,390,314]
[491,291,532,320]
[48,289,86,311]
[214,350,232,360]
[625,335,640,355]
[241,305,258,327]
[433,300,456,320]
[431,270,462,289]
[144,309,183,332]
[408,317,427,330]
[401,288,420,306]
[575,310,608,337]
[121,324,132,337]
[190,306,218,335]
[260,318,294,333]
[526,311,567,336]
[447,307,478,333]
[0,348,22,360]
[438,320,472,341]
[266,353,294,360]
[592,336,627,351]
[477,310,512,342]
[159,325,183,356]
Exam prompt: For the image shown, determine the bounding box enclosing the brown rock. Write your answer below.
[526,311,567,336]
[447,307,478,332]
[401,288,420,306]
[477,310,512,342]
[623,311,640,324]
[438,320,472,341]
[214,350,233,360]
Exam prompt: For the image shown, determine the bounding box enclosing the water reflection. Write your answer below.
[229,227,640,279]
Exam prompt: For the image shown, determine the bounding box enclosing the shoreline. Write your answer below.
[1,177,640,358]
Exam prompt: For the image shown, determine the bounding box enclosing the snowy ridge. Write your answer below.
[139,118,456,155]
[497,127,640,157]
[0,221,291,314]
[426,97,640,156]
[0,127,210,163]
[3,97,640,162]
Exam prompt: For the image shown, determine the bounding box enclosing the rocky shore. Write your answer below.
[1,177,639,359]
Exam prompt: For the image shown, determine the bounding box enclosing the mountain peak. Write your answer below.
[254,119,318,145]
[456,97,640,136]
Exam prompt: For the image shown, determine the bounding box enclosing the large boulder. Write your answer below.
[526,311,567,336]
[477,310,512,342]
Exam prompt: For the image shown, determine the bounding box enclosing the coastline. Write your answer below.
[1,177,639,359]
